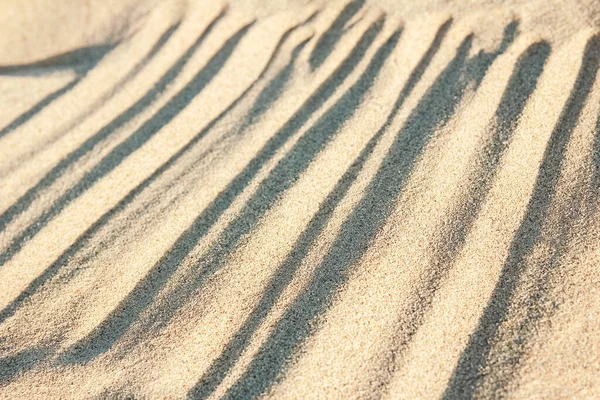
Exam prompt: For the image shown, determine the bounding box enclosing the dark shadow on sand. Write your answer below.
[0,44,116,141]
[0,16,250,268]
[373,40,550,394]
[217,21,517,400]
[59,17,387,364]
[0,12,224,235]
[442,34,600,400]
[188,19,452,400]
[309,0,365,71]
[0,17,312,329]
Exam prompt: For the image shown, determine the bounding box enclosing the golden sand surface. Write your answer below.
[0,0,599,398]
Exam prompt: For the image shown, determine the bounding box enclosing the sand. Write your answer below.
[0,0,599,398]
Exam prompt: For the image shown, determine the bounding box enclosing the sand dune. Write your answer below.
[1,0,599,398]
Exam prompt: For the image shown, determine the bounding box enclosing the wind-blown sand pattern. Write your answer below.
[1,0,600,398]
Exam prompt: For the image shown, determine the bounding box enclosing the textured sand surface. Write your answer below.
[1,0,600,398]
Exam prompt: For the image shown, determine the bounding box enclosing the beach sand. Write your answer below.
[0,0,599,398]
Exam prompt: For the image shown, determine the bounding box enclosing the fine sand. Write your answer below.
[1,0,599,398]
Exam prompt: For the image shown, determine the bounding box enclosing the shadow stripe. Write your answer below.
[442,34,600,400]
[0,18,314,328]
[60,17,386,364]
[374,40,550,395]
[0,9,226,233]
[189,20,451,399]
[4,20,186,173]
[93,24,319,264]
[0,17,250,268]
[221,21,518,400]
[309,0,365,71]
[0,78,81,140]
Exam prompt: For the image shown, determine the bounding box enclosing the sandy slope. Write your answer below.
[0,0,599,398]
